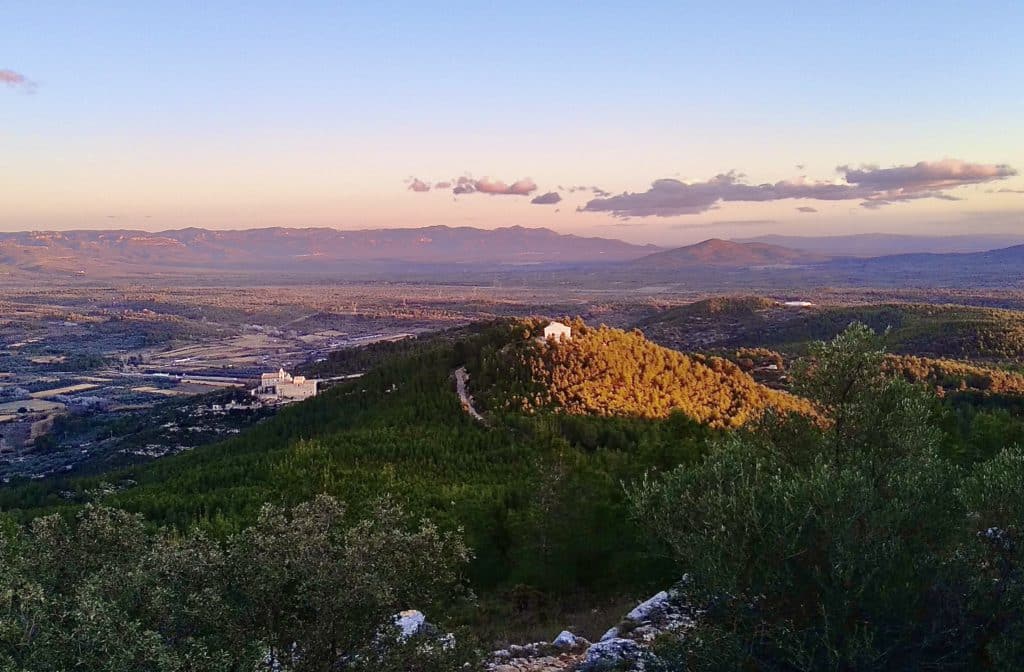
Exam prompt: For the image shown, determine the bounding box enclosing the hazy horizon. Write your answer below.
[4,2,1023,246]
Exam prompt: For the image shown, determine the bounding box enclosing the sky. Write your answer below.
[3,1,1024,245]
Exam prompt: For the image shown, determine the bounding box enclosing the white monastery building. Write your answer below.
[543,321,573,342]
[252,368,319,403]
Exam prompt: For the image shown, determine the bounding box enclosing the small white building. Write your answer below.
[543,321,573,342]
[252,368,319,403]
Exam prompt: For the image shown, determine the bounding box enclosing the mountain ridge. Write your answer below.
[631,238,831,269]
[0,225,661,276]
[735,233,1024,256]
[3,226,1024,284]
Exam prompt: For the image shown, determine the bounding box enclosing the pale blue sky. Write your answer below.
[3,1,1023,243]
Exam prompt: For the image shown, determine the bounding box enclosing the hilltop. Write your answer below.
[631,238,829,269]
[0,318,814,610]
[467,319,813,427]
[0,323,718,620]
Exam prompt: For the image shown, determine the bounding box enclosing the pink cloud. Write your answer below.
[1,69,35,92]
[448,175,537,196]
[474,177,537,195]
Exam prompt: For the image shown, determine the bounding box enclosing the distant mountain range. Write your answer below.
[628,237,1024,289]
[734,233,1024,257]
[0,226,659,277]
[824,243,1024,276]
[1,226,1023,288]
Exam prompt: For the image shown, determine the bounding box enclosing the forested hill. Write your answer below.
[0,318,815,605]
[638,297,1024,362]
[0,328,713,603]
[466,319,814,427]
[5,321,1024,665]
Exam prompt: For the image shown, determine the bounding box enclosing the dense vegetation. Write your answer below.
[4,318,1024,669]
[468,319,813,427]
[885,354,1024,395]
[640,296,1024,361]
[0,326,712,608]
[760,303,1024,359]
[301,331,455,377]
[634,325,1024,670]
[635,296,779,326]
[0,496,479,671]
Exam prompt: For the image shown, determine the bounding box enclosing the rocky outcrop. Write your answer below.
[580,638,646,671]
[487,587,695,672]
[489,644,588,672]
[553,631,583,648]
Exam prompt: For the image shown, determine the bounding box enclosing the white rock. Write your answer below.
[582,638,644,671]
[626,590,670,622]
[599,626,620,642]
[394,609,426,640]
[552,630,580,648]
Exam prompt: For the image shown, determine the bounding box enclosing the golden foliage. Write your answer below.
[733,347,785,371]
[482,319,814,428]
[884,355,1024,395]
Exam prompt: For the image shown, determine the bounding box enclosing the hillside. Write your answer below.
[636,295,779,327]
[0,328,711,609]
[631,238,828,269]
[639,298,1024,361]
[0,226,659,278]
[5,318,1024,666]
[884,355,1024,395]
[468,319,814,427]
[0,318,816,606]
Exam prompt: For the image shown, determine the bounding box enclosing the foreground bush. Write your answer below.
[0,495,479,671]
[633,324,1024,670]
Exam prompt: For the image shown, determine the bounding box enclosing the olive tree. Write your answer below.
[0,496,478,671]
[632,324,976,670]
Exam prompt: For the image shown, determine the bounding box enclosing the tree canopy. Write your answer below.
[632,324,1024,670]
[470,319,814,427]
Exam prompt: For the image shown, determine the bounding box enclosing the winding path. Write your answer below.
[453,367,485,423]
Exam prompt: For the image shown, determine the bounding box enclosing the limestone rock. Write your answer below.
[625,590,670,622]
[552,630,584,649]
[580,638,645,671]
[394,609,426,640]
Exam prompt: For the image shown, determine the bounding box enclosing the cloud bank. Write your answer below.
[580,160,1017,217]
